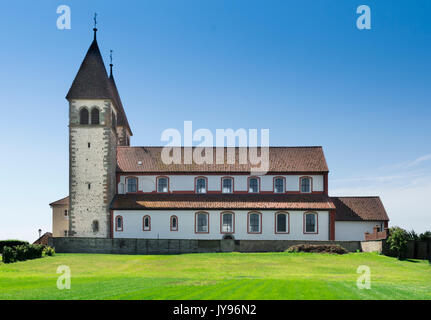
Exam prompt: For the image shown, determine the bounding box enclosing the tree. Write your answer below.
[386,227,409,259]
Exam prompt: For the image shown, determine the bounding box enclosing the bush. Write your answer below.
[0,240,28,254]
[43,246,55,256]
[2,246,16,263]
[386,227,409,259]
[1,244,44,264]
[286,244,348,255]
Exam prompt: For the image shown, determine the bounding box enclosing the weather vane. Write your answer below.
[110,50,113,65]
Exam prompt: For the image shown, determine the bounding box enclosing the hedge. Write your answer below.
[286,244,348,254]
[2,244,45,263]
[0,240,28,254]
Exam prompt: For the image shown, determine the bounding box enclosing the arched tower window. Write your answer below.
[80,108,89,125]
[91,108,100,124]
[111,111,117,130]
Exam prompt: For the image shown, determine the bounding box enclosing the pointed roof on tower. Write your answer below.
[66,28,112,100]
[109,67,133,135]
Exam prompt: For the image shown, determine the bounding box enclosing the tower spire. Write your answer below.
[109,49,113,77]
[93,13,98,40]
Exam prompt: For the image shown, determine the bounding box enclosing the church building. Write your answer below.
[50,27,389,244]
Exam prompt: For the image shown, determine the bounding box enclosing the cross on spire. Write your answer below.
[109,49,114,77]
[93,13,98,40]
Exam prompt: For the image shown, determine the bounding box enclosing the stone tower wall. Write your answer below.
[69,99,117,238]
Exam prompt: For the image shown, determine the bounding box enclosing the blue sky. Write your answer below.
[0,0,430,241]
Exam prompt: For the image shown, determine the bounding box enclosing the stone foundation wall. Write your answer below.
[50,237,361,254]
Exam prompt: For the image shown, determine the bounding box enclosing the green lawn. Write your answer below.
[0,252,430,300]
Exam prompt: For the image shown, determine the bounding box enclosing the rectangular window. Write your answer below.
[157,177,168,193]
[127,178,138,193]
[196,178,207,194]
[305,213,317,233]
[276,213,288,233]
[222,178,233,193]
[301,177,311,193]
[221,213,234,233]
[274,178,285,193]
[196,213,209,233]
[249,213,261,233]
[249,178,259,193]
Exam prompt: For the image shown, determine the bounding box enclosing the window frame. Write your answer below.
[299,176,313,194]
[273,176,286,194]
[247,211,262,234]
[156,176,170,193]
[90,107,100,125]
[170,215,178,231]
[221,176,234,194]
[125,176,138,193]
[143,215,151,231]
[115,215,123,232]
[195,176,208,194]
[79,107,89,125]
[303,212,318,234]
[195,211,210,234]
[275,211,290,234]
[220,211,235,234]
[247,176,260,194]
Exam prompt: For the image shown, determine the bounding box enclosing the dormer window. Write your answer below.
[222,177,233,194]
[248,177,259,193]
[300,177,312,193]
[195,177,207,194]
[126,177,138,193]
[274,177,285,193]
[157,177,169,193]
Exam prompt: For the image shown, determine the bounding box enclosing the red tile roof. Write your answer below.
[117,146,329,173]
[331,197,389,221]
[111,194,335,211]
[49,196,69,206]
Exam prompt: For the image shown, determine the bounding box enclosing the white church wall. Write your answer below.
[335,221,385,241]
[113,210,330,240]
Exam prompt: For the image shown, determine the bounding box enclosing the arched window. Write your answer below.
[274,177,285,193]
[221,177,233,194]
[248,212,262,233]
[143,215,151,231]
[248,177,260,193]
[80,108,89,125]
[275,212,289,233]
[221,212,234,233]
[170,215,178,231]
[304,212,318,234]
[157,177,169,193]
[195,212,209,233]
[91,108,100,124]
[115,215,123,232]
[126,177,138,193]
[195,177,207,194]
[300,177,312,193]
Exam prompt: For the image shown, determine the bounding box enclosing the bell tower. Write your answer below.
[65,24,131,238]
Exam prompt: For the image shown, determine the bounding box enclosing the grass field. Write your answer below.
[0,252,430,300]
